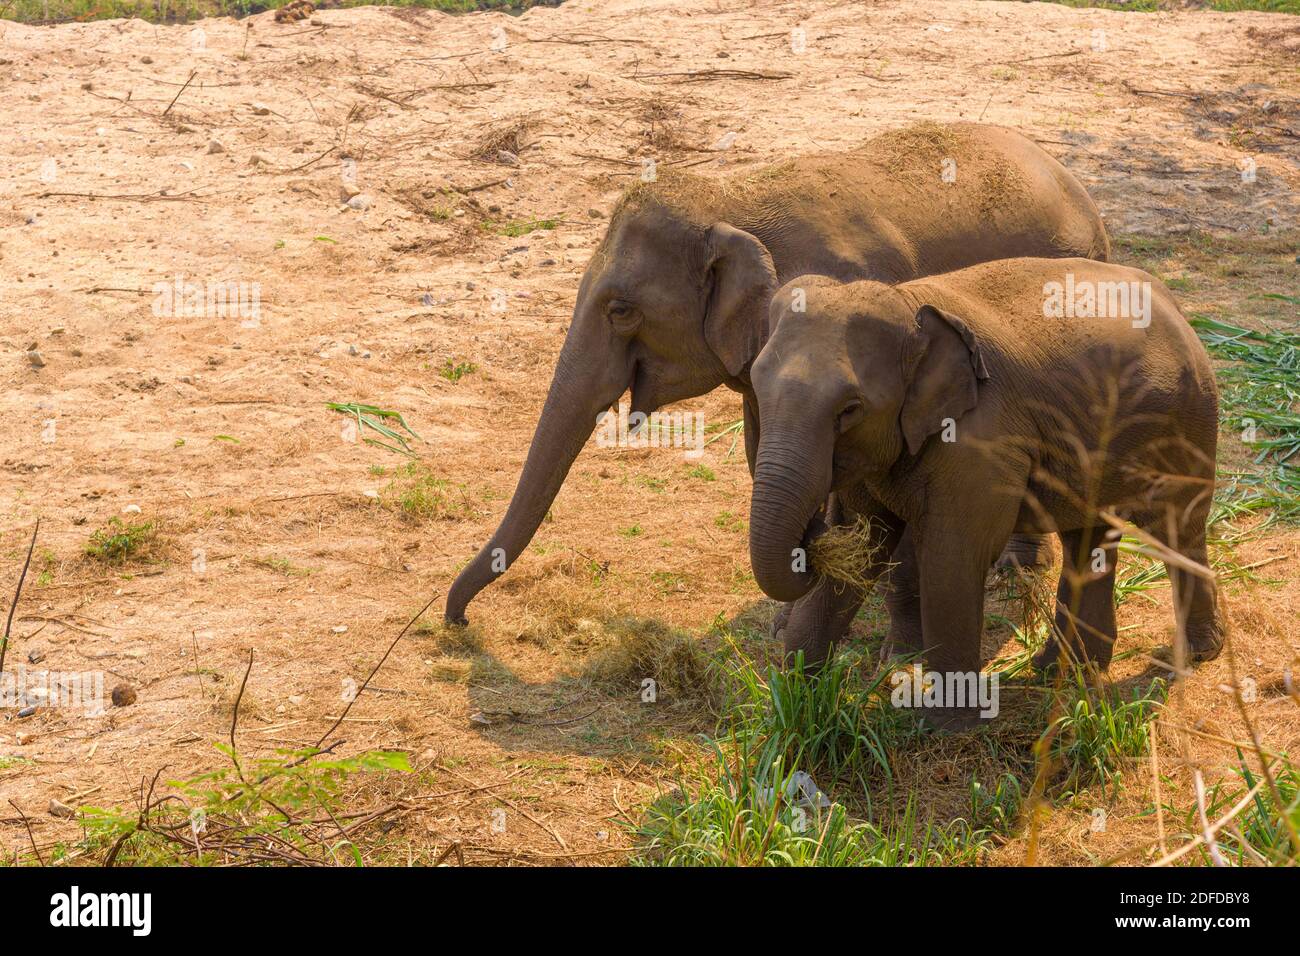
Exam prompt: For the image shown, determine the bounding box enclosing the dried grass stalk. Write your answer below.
[809,515,894,592]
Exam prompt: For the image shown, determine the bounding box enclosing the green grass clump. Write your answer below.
[1193,315,1300,525]
[84,517,157,563]
[1188,757,1300,866]
[437,360,478,383]
[722,646,916,798]
[1045,674,1164,799]
[634,735,988,866]
[378,462,471,520]
[968,773,1025,832]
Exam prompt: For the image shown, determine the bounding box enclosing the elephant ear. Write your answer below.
[899,304,990,456]
[703,223,778,377]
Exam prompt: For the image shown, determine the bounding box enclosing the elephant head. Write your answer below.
[445,177,778,624]
[747,277,988,602]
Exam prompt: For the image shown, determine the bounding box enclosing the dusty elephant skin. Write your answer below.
[443,121,1111,629]
[748,258,1224,722]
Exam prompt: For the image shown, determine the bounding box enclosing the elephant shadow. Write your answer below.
[430,589,1171,834]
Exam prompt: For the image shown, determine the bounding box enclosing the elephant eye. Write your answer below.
[606,299,640,333]
[836,399,865,435]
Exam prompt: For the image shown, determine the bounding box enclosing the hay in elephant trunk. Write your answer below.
[808,514,896,593]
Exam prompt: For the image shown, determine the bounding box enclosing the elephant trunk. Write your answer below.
[749,430,833,603]
[445,333,626,625]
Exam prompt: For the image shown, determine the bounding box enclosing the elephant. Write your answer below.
[444,121,1112,657]
[746,258,1224,724]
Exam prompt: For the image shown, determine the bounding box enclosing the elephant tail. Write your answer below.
[1089,221,1113,263]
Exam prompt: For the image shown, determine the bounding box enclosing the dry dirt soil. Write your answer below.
[0,0,1297,865]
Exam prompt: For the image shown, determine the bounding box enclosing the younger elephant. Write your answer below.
[748,259,1223,722]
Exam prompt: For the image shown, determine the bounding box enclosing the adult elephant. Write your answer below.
[444,122,1111,656]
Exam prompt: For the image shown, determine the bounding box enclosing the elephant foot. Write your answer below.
[1150,631,1224,666]
[1186,617,1226,663]
[910,704,986,734]
[1032,640,1069,676]
[1188,636,1223,663]
[881,622,923,665]
[995,533,1054,572]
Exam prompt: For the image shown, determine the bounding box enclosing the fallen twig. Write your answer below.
[0,518,39,677]
[162,70,198,117]
[632,68,793,84]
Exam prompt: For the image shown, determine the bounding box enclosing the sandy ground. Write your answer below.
[0,0,1297,864]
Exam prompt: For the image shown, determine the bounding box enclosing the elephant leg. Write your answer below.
[777,578,867,668]
[1034,526,1118,673]
[912,513,1012,731]
[779,496,902,668]
[995,532,1055,571]
[883,525,922,661]
[1153,506,1223,664]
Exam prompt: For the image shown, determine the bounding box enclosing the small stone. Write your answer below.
[332,625,348,634]
[111,683,137,707]
[250,152,272,166]
[207,139,225,154]
[251,102,272,116]
[347,344,359,356]
[49,799,75,818]
[288,694,305,706]
[141,55,153,64]
[496,149,520,167]
[339,183,361,201]
[27,649,44,664]
[122,503,142,514]
[26,350,45,368]
[17,705,36,719]
[15,731,31,745]
[345,194,371,211]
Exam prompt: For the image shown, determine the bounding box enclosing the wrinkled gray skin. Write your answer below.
[444,123,1111,657]
[749,261,1223,724]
